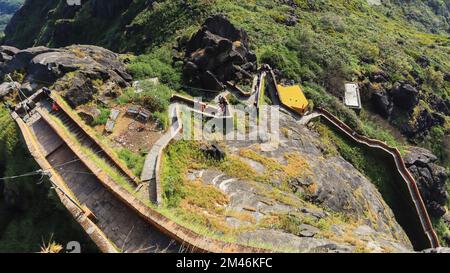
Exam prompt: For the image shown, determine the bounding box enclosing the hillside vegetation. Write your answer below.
[5,0,447,163]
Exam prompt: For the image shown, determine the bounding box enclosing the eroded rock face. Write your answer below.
[180,15,257,91]
[401,108,446,140]
[371,90,393,118]
[200,112,415,252]
[0,44,132,107]
[404,147,449,218]
[391,83,419,111]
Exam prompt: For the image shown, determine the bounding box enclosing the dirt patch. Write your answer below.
[92,105,164,153]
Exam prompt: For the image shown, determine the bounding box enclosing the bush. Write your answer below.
[153,111,169,130]
[117,82,172,113]
[127,46,182,89]
[92,107,110,126]
[259,45,302,81]
[117,149,145,176]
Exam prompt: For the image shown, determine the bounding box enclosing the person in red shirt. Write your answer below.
[51,102,59,112]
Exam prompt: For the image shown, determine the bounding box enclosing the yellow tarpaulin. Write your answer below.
[277,85,309,115]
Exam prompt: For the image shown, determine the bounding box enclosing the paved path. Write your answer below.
[29,113,180,253]
[298,112,321,125]
[140,105,181,202]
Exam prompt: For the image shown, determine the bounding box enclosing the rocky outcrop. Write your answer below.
[179,15,257,91]
[0,81,20,99]
[211,112,415,252]
[391,83,419,111]
[0,0,23,31]
[422,247,450,253]
[371,90,393,118]
[2,0,138,50]
[365,78,449,141]
[0,44,131,107]
[404,147,449,218]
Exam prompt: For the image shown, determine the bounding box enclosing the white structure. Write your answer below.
[343,83,362,110]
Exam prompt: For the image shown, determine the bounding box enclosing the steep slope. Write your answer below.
[4,0,448,157]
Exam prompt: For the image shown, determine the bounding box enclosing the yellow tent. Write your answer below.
[277,85,309,115]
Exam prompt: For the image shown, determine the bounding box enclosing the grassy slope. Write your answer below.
[125,0,449,161]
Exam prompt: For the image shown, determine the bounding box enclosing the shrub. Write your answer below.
[127,62,154,79]
[92,107,110,126]
[259,45,302,81]
[117,82,172,113]
[127,46,182,89]
[117,149,145,176]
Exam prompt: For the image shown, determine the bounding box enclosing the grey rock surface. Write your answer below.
[186,113,414,252]
[0,44,131,108]
[180,15,257,91]
[405,147,449,218]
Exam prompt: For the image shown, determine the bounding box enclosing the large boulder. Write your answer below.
[371,90,393,118]
[0,82,20,99]
[391,82,419,111]
[180,15,257,91]
[404,147,449,218]
[0,44,132,108]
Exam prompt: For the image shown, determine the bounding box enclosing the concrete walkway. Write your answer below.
[140,105,180,201]
[298,112,321,125]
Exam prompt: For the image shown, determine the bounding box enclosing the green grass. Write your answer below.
[117,149,145,177]
[432,218,450,246]
[91,107,110,126]
[47,113,136,194]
